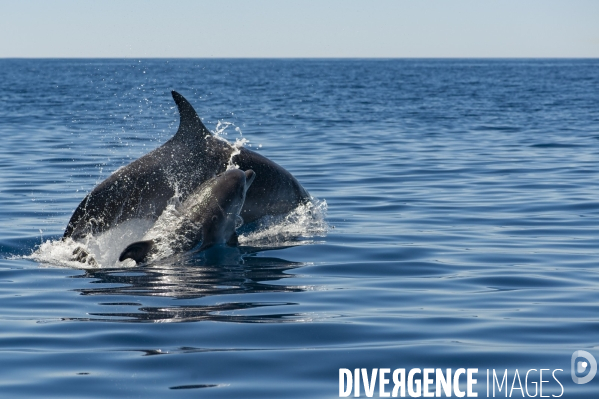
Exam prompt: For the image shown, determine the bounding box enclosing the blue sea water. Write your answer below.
[1,58,599,398]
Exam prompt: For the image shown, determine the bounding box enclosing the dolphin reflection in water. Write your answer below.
[72,249,308,323]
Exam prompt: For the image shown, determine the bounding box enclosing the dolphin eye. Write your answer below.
[212,215,218,222]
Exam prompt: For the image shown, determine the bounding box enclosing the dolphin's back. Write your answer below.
[235,147,309,223]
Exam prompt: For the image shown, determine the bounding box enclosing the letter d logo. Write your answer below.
[571,350,597,384]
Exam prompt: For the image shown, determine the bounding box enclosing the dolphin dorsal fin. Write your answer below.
[171,91,212,142]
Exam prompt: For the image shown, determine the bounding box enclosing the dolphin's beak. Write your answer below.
[244,169,256,190]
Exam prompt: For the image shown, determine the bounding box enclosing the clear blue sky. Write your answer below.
[1,0,598,58]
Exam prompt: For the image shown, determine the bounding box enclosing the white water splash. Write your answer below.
[28,197,327,269]
[239,198,328,247]
[28,218,154,268]
[227,137,250,170]
[214,120,251,170]
[213,120,242,146]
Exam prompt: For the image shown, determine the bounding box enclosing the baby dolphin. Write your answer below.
[119,169,255,264]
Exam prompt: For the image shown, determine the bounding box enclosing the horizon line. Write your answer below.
[1,56,598,60]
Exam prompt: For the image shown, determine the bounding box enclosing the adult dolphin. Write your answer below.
[64,91,309,240]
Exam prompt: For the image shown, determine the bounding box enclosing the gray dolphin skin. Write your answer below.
[64,91,309,240]
[119,168,256,264]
